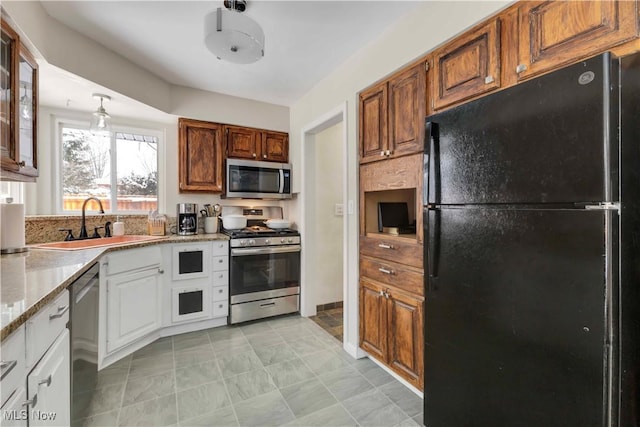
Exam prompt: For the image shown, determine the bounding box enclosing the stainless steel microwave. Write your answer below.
[225,158,292,199]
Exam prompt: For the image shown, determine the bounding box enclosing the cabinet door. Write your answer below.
[388,62,426,156]
[261,131,288,162]
[387,288,424,389]
[0,20,19,177]
[0,386,28,426]
[516,0,638,81]
[16,43,38,178]
[432,18,501,111]
[106,269,161,353]
[178,118,224,192]
[359,82,388,163]
[359,279,387,361]
[27,329,70,427]
[225,125,259,160]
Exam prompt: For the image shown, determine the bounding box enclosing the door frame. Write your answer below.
[299,101,362,358]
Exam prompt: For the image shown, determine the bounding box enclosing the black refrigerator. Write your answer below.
[423,52,640,427]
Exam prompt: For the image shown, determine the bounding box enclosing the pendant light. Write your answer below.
[19,84,31,120]
[204,0,265,64]
[90,93,112,135]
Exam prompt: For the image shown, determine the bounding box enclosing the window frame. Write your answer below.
[54,118,163,215]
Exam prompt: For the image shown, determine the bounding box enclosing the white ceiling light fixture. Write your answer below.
[90,93,111,135]
[19,84,32,120]
[204,0,265,64]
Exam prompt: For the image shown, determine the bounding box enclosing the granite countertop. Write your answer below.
[0,233,229,341]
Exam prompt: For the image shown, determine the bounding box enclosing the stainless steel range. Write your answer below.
[222,206,300,324]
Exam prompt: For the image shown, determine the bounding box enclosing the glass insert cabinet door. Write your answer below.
[0,20,18,170]
[0,18,38,180]
[17,42,37,177]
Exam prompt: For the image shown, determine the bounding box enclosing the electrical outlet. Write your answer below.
[335,203,344,216]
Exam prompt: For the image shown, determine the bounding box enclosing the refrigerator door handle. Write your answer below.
[424,120,433,206]
[424,120,440,206]
[427,208,440,280]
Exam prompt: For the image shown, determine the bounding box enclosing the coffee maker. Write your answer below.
[177,203,198,235]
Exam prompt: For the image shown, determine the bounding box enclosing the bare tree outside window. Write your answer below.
[61,126,158,212]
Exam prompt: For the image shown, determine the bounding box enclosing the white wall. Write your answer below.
[312,122,344,306]
[289,1,510,355]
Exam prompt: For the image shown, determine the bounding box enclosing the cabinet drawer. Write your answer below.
[104,246,161,276]
[212,255,228,272]
[26,290,69,368]
[211,240,229,256]
[1,326,26,407]
[360,236,422,269]
[212,270,229,286]
[212,300,229,317]
[212,285,228,302]
[360,256,423,296]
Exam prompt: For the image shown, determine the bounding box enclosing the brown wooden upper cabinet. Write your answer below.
[359,61,426,164]
[178,118,224,192]
[515,0,638,81]
[431,18,502,111]
[225,125,289,163]
[1,19,39,182]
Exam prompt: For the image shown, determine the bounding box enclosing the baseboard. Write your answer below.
[366,353,424,398]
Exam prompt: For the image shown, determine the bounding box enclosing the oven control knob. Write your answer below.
[280,238,285,243]
[249,239,256,246]
[287,238,293,243]
[264,239,270,244]
[240,240,246,246]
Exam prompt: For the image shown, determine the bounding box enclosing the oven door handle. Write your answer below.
[231,245,301,256]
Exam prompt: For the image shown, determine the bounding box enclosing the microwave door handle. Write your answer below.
[279,169,285,193]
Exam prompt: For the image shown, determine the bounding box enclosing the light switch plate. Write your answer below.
[335,203,344,216]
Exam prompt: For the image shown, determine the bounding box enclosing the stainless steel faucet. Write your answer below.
[79,197,105,239]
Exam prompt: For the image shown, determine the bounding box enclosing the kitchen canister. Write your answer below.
[204,216,218,234]
[1,198,27,254]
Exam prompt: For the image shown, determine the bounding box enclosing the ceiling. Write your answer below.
[39,0,420,113]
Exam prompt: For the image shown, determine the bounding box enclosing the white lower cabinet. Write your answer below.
[105,268,162,353]
[99,246,163,367]
[26,329,70,427]
[0,387,28,426]
[1,292,71,427]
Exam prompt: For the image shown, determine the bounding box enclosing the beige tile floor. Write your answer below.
[74,315,423,427]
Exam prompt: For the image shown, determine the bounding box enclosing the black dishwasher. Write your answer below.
[69,262,99,424]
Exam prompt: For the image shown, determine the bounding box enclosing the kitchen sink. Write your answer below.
[31,235,169,251]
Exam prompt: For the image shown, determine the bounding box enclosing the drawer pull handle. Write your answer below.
[378,243,395,250]
[218,304,224,309]
[38,375,52,387]
[219,274,224,279]
[22,394,37,408]
[0,360,17,380]
[218,259,224,263]
[49,305,69,320]
[218,289,223,293]
[260,302,276,308]
[516,64,528,74]
[158,268,165,274]
[378,267,394,275]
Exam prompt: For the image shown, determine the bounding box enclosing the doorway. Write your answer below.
[300,102,358,356]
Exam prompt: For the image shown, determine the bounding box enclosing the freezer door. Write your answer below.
[424,208,610,427]
[425,53,618,205]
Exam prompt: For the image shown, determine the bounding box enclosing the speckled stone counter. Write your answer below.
[0,233,229,341]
